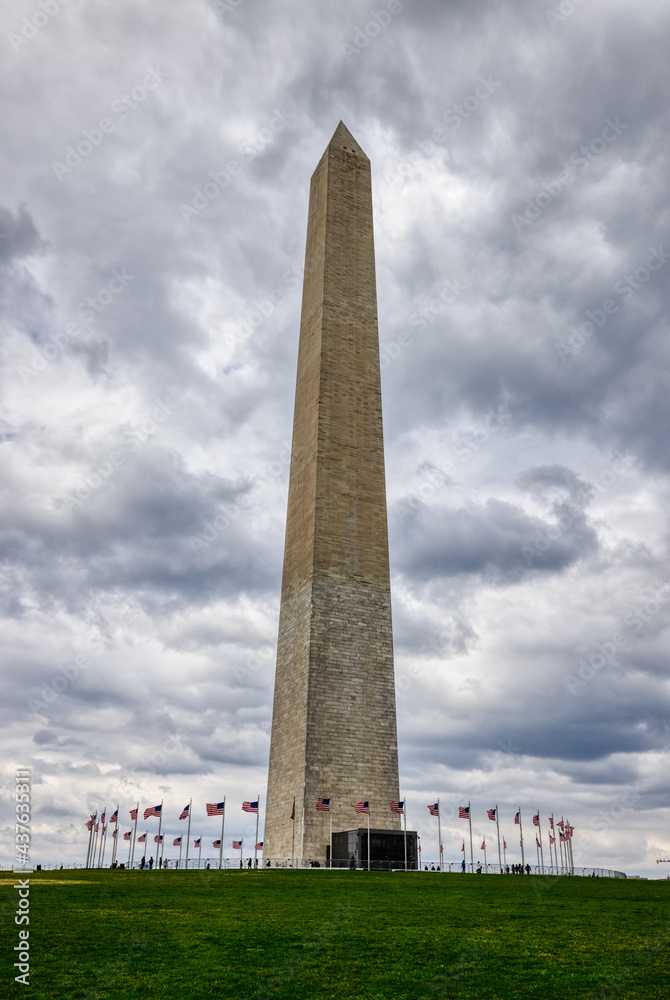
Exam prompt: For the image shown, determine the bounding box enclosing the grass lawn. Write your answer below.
[2,868,669,999]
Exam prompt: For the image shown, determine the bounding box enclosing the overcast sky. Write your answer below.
[2,0,669,876]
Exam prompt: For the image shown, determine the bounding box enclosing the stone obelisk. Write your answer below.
[264,122,400,862]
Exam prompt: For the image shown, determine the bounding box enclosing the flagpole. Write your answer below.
[95,819,102,867]
[178,838,183,869]
[85,813,95,868]
[483,840,487,873]
[219,796,226,870]
[112,805,119,866]
[101,820,108,867]
[198,839,202,869]
[291,797,295,869]
[495,804,502,874]
[536,837,540,872]
[100,822,108,868]
[367,807,370,872]
[185,798,192,870]
[92,814,98,868]
[558,816,565,873]
[92,816,100,868]
[537,811,545,874]
[437,797,442,872]
[403,798,407,872]
[468,801,473,874]
[503,836,507,870]
[329,798,332,869]
[97,808,106,867]
[566,817,574,874]
[301,800,305,867]
[518,807,525,869]
[254,793,260,868]
[130,802,139,869]
[155,799,163,870]
[86,813,95,868]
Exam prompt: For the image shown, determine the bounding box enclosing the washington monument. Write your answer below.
[264,122,400,862]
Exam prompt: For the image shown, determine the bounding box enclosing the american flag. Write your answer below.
[533,814,540,827]
[206,801,225,816]
[549,817,554,829]
[193,838,201,848]
[144,804,162,819]
[95,822,99,833]
[458,806,469,819]
[242,801,259,814]
[256,842,263,850]
[536,836,541,848]
[179,804,190,820]
[130,808,138,821]
[560,832,567,842]
[85,819,93,831]
[154,834,163,843]
[503,839,507,849]
[213,839,221,848]
[233,840,243,849]
[110,810,118,824]
[173,837,182,847]
[514,811,520,825]
[354,801,369,814]
[290,800,295,820]
[567,825,575,837]
[102,825,107,835]
[138,833,147,843]
[100,812,106,824]
[440,843,443,854]
[549,835,555,845]
[487,808,496,821]
[316,797,330,812]
[112,830,117,839]
[481,841,486,850]
[390,801,404,814]
[461,841,465,852]
[557,819,564,829]
[428,803,439,816]
[123,831,132,841]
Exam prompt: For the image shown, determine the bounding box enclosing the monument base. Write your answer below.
[331,828,418,870]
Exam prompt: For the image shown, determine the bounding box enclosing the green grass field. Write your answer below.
[2,869,669,999]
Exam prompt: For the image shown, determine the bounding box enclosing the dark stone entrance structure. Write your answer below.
[331,828,418,870]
